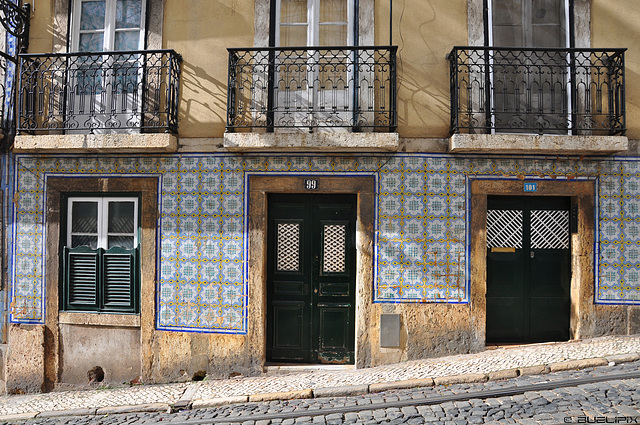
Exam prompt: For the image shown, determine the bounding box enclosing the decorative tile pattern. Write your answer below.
[9,153,640,331]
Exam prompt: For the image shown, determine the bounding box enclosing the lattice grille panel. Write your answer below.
[323,224,346,273]
[277,223,300,271]
[487,209,523,248]
[531,210,569,249]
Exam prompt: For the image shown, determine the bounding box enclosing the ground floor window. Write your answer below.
[62,196,140,313]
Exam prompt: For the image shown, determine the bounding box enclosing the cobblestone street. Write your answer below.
[5,361,639,424]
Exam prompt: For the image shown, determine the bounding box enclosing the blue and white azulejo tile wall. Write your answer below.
[8,153,640,333]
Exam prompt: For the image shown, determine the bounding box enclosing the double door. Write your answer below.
[486,196,571,343]
[267,193,356,364]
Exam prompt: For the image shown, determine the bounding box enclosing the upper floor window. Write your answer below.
[488,0,569,48]
[273,0,354,47]
[71,0,146,52]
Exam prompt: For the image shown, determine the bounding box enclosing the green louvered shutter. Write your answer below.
[102,247,138,312]
[64,246,99,310]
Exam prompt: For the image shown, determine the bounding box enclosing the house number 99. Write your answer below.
[304,179,318,190]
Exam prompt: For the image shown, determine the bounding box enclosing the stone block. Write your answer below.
[191,395,249,409]
[433,373,488,386]
[95,403,170,415]
[248,389,313,402]
[488,368,519,381]
[449,134,628,155]
[369,378,434,393]
[549,358,608,372]
[14,133,178,153]
[605,353,640,364]
[518,365,550,376]
[224,132,399,151]
[313,385,369,398]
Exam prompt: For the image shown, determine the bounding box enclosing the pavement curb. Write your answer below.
[433,373,488,386]
[313,385,369,398]
[369,378,435,393]
[249,389,313,402]
[191,395,249,409]
[36,408,97,418]
[548,357,608,372]
[605,352,640,364]
[95,403,171,415]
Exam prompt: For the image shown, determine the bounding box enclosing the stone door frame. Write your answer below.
[469,178,596,343]
[247,175,375,368]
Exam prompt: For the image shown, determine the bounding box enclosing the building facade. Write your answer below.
[2,0,640,392]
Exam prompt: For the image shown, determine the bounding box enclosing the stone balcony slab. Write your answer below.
[449,134,628,155]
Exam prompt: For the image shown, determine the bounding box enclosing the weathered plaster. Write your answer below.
[6,325,44,394]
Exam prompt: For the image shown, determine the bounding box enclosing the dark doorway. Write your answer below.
[266,193,356,364]
[486,196,571,343]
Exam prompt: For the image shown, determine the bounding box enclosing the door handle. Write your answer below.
[530,251,535,258]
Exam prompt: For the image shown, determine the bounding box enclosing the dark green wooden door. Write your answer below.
[486,196,571,343]
[267,193,356,364]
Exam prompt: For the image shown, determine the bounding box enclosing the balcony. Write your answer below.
[225,46,398,150]
[14,50,182,151]
[448,47,627,154]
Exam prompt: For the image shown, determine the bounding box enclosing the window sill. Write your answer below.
[58,311,140,328]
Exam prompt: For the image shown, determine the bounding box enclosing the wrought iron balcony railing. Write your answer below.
[0,51,15,140]
[17,49,182,134]
[448,47,626,136]
[227,46,397,132]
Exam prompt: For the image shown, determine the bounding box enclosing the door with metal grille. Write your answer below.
[486,196,571,343]
[267,193,356,364]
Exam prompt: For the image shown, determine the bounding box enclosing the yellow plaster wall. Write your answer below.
[163,0,254,138]
[23,0,53,53]
[377,0,467,138]
[592,0,640,140]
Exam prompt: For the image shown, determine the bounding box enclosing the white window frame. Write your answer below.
[67,197,139,249]
[487,0,572,135]
[274,0,355,47]
[70,0,147,53]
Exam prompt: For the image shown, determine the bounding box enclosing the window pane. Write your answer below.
[80,0,106,30]
[281,0,307,24]
[492,0,523,26]
[115,30,141,50]
[72,235,98,249]
[280,26,307,47]
[319,24,347,45]
[72,201,98,233]
[320,0,347,23]
[532,0,564,25]
[108,201,135,233]
[108,235,134,249]
[79,32,104,52]
[116,0,142,29]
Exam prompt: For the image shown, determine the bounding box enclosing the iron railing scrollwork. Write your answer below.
[17,49,182,134]
[448,46,626,136]
[0,1,29,49]
[227,46,397,132]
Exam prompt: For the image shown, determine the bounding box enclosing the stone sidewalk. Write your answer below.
[1,335,639,421]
